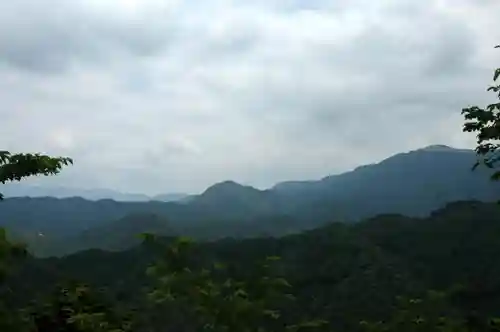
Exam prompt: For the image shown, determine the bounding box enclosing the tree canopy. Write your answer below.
[462,45,500,179]
[0,151,73,200]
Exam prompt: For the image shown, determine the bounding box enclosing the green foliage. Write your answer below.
[0,228,27,282]
[145,236,328,332]
[462,45,500,178]
[3,201,500,331]
[28,283,131,332]
[0,149,73,330]
[0,150,73,200]
[1,232,129,332]
[359,291,467,332]
[360,290,500,332]
[0,231,29,332]
[1,201,499,331]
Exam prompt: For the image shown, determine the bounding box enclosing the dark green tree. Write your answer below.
[0,228,27,283]
[29,282,131,332]
[145,236,328,332]
[0,151,73,200]
[462,45,500,179]
[360,290,500,332]
[0,150,73,331]
[0,150,72,277]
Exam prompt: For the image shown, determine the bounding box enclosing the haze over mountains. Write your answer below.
[0,184,189,202]
[1,144,499,256]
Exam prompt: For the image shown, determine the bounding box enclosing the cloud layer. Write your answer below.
[1,0,499,194]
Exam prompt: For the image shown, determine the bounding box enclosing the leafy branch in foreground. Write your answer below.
[462,45,500,179]
[0,151,73,200]
[0,149,73,331]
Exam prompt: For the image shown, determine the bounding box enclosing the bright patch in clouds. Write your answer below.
[49,129,75,151]
[0,0,499,194]
[82,0,180,14]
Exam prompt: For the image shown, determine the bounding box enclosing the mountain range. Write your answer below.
[0,184,188,202]
[2,144,500,256]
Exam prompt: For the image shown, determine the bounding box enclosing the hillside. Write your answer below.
[32,213,178,256]
[3,200,500,331]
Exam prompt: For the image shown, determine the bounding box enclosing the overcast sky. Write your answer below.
[1,0,499,194]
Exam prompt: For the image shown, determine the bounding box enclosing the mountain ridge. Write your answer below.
[0,183,189,202]
[2,144,499,256]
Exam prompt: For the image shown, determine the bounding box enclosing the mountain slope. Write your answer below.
[189,181,286,219]
[33,213,176,256]
[273,145,500,221]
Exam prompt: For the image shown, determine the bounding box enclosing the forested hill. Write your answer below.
[3,200,500,331]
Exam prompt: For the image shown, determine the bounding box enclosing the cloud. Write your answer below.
[0,0,178,73]
[0,0,499,194]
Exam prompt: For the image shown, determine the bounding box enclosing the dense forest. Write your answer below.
[2,200,500,331]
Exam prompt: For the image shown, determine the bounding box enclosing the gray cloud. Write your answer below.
[0,0,499,194]
[0,0,175,73]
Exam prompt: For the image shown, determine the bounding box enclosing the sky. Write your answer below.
[1,0,499,195]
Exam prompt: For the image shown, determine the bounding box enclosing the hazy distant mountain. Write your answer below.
[0,184,187,202]
[151,193,189,202]
[2,144,500,256]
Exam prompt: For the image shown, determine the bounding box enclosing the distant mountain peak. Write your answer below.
[193,180,269,211]
[201,180,251,196]
[208,180,243,189]
[420,144,454,151]
[416,145,472,153]
[216,180,241,186]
